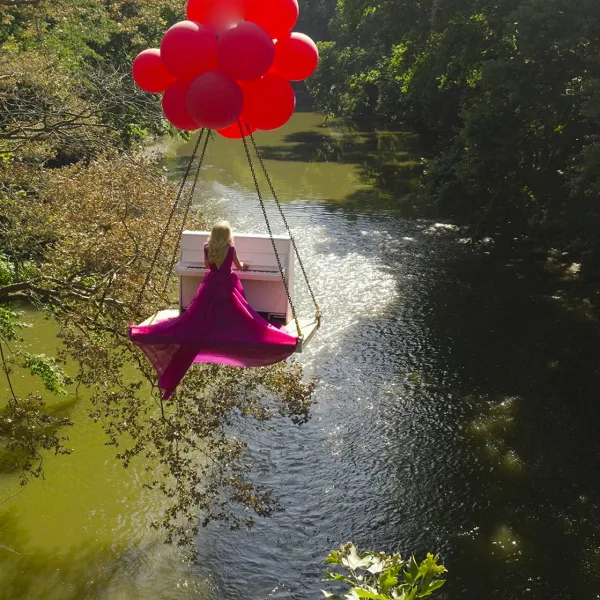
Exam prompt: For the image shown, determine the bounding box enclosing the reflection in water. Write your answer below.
[2,113,600,600]
[171,113,426,213]
[468,396,523,472]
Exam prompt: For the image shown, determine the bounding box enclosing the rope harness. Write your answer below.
[239,121,302,338]
[133,130,207,317]
[247,128,321,322]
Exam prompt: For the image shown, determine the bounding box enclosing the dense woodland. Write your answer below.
[305,0,600,278]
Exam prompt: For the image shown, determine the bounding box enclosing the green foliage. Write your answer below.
[322,543,446,600]
[0,254,15,288]
[311,0,600,275]
[0,0,181,162]
[0,304,72,483]
[0,394,73,484]
[296,0,337,42]
[19,353,73,396]
[0,306,24,343]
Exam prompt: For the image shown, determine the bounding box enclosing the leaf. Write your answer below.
[352,588,389,599]
[342,545,374,570]
[380,574,399,593]
[367,558,384,574]
[404,555,419,584]
[0,306,25,342]
[405,589,418,600]
[19,353,73,395]
[424,554,447,576]
[417,580,446,597]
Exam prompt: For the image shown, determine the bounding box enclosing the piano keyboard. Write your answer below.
[176,264,286,280]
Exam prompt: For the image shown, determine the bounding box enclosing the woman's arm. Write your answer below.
[204,245,209,269]
[233,248,248,271]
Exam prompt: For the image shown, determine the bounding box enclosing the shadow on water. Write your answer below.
[367,235,600,599]
[168,116,433,216]
[0,499,211,600]
[0,510,120,600]
[418,245,600,599]
[0,390,76,477]
[258,127,428,215]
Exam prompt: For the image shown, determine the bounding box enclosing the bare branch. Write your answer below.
[0,0,43,6]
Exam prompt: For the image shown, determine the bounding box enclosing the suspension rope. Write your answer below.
[159,130,212,302]
[239,120,303,339]
[132,129,206,317]
[247,128,321,322]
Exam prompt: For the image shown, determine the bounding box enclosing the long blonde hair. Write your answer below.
[207,220,233,265]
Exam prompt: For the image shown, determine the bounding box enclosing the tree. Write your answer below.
[310,0,600,275]
[322,543,447,600]
[1,0,316,550]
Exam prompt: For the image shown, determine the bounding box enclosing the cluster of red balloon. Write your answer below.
[132,0,318,139]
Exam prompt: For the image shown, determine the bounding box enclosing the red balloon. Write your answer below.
[245,0,298,40]
[187,0,246,33]
[217,120,256,139]
[242,74,295,131]
[217,22,274,81]
[162,81,200,131]
[160,21,218,81]
[272,32,319,81]
[186,71,243,130]
[132,49,175,93]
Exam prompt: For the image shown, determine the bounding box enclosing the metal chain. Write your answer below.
[132,130,206,318]
[159,131,212,301]
[247,129,321,321]
[239,121,303,338]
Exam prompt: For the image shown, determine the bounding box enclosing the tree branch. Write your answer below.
[0,0,43,6]
[0,278,127,311]
[0,341,17,401]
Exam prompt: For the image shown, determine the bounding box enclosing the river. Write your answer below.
[2,113,600,600]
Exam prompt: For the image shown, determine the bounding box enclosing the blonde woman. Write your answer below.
[204,220,248,272]
[130,221,298,399]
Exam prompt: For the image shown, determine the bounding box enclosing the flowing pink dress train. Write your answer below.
[130,244,298,399]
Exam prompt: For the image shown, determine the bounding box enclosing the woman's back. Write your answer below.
[205,243,234,273]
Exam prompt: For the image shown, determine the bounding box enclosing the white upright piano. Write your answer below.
[136,230,319,351]
[176,231,295,324]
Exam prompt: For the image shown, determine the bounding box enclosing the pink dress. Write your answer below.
[130,244,298,399]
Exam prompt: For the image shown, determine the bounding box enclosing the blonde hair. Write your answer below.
[207,220,233,265]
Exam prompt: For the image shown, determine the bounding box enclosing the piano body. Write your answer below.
[173,230,318,351]
[177,231,293,321]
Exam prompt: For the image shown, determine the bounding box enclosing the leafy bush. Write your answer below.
[323,543,446,600]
